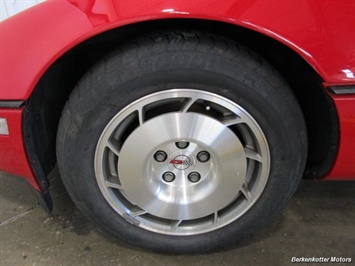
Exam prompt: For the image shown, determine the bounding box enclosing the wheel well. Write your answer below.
[23,19,338,190]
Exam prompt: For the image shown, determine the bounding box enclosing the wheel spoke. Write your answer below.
[244,146,262,162]
[213,212,218,224]
[107,141,120,157]
[181,98,197,112]
[241,182,252,200]
[170,220,183,230]
[137,108,144,125]
[221,117,244,126]
[105,181,122,190]
[130,209,147,217]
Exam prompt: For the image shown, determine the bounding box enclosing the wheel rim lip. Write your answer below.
[94,89,270,236]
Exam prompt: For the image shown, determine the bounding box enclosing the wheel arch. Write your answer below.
[23,18,338,192]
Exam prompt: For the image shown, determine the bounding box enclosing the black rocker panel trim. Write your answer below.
[0,100,25,108]
[328,85,355,95]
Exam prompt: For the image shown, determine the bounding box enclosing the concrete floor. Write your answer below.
[0,168,354,266]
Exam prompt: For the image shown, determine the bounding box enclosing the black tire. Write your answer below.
[57,30,307,253]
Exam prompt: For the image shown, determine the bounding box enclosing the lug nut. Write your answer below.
[188,172,201,183]
[162,172,175,182]
[154,150,167,162]
[175,141,190,149]
[197,151,210,163]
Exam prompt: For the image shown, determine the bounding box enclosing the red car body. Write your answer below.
[0,0,354,195]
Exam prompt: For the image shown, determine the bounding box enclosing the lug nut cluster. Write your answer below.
[154,142,210,183]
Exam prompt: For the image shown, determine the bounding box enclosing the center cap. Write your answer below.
[170,155,193,170]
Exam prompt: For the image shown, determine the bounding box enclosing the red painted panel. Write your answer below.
[0,109,40,190]
[1,0,354,101]
[0,1,92,100]
[326,96,355,180]
[0,0,354,187]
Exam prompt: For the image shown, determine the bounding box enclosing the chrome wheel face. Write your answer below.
[95,89,270,235]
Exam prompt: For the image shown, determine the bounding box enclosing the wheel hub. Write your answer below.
[118,113,247,220]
